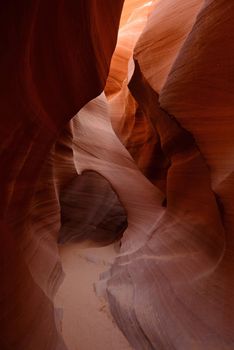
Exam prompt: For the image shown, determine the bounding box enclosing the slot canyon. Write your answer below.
[1,0,234,349]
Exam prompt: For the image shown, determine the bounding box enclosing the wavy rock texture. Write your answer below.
[0,1,123,349]
[69,0,234,349]
[2,0,234,349]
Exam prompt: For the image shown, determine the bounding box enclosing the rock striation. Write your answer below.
[0,1,123,349]
[1,0,234,349]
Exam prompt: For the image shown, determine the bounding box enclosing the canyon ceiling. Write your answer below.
[1,0,234,349]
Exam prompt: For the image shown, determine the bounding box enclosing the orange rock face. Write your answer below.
[1,0,234,349]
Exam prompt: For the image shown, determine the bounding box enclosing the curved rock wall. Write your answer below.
[1,0,234,349]
[70,0,234,348]
[0,1,123,349]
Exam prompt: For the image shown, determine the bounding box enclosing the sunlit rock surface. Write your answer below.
[1,0,234,349]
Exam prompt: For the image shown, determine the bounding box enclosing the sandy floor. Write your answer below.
[55,242,132,350]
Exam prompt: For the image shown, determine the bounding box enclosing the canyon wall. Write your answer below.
[1,0,234,349]
[0,1,123,349]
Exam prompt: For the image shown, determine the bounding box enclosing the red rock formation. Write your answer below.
[101,0,234,348]
[70,0,234,348]
[0,1,123,349]
[2,0,234,349]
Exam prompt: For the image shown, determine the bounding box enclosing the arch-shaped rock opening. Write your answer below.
[58,170,128,246]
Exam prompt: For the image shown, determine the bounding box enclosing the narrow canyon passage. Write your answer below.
[1,1,234,349]
[54,170,131,349]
